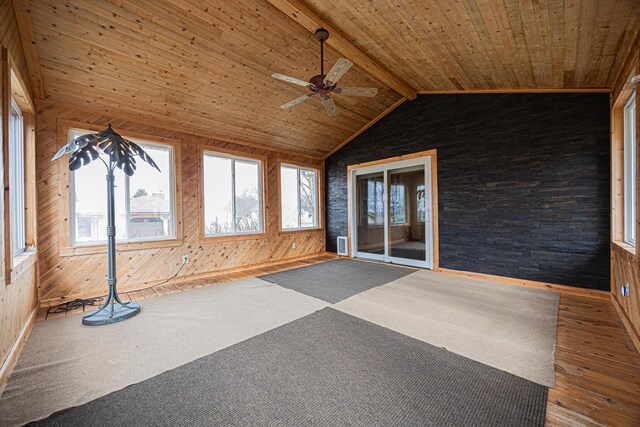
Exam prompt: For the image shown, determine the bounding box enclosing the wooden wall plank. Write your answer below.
[36,102,326,304]
[609,20,640,354]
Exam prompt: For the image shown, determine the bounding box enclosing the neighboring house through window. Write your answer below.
[69,129,176,245]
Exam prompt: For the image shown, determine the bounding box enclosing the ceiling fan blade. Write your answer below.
[280,93,316,109]
[271,73,311,88]
[334,87,378,97]
[323,58,353,85]
[321,96,339,117]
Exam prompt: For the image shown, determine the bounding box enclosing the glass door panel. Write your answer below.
[355,172,385,258]
[388,166,426,262]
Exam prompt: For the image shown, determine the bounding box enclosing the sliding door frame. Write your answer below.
[346,149,439,270]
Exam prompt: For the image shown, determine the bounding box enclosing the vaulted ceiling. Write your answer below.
[21,0,640,157]
[304,0,640,91]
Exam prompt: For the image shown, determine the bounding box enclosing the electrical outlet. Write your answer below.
[291,242,296,249]
[622,282,630,298]
[182,255,189,265]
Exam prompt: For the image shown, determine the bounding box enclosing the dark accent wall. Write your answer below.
[325,94,610,291]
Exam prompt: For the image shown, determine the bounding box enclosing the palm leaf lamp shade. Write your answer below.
[52,124,161,326]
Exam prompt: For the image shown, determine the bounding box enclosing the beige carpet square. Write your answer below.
[334,270,559,387]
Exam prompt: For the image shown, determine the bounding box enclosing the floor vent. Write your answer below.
[337,236,348,256]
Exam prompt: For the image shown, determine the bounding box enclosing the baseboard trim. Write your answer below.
[438,268,610,299]
[40,251,336,307]
[611,294,640,354]
[334,252,611,299]
[0,308,37,397]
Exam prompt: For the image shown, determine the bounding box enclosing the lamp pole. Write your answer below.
[82,162,141,326]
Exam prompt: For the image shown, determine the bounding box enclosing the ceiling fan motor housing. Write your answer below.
[309,74,336,93]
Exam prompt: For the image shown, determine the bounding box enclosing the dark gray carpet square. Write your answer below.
[259,259,415,303]
[34,308,547,427]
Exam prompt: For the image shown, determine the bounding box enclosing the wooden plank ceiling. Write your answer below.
[302,0,640,92]
[26,0,640,157]
[28,0,400,158]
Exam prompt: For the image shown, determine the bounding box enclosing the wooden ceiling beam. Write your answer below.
[265,0,417,100]
[11,0,45,99]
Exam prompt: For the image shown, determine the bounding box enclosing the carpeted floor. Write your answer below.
[0,278,327,426]
[334,270,559,387]
[259,258,415,303]
[33,308,548,427]
[1,259,559,426]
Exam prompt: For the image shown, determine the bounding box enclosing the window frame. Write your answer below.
[200,148,266,239]
[279,162,321,232]
[57,121,183,257]
[624,92,637,246]
[9,97,25,256]
[68,129,177,246]
[3,49,38,285]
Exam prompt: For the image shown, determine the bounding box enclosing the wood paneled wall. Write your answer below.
[0,0,39,386]
[610,26,640,352]
[36,102,325,305]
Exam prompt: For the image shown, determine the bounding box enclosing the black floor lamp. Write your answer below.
[52,124,161,326]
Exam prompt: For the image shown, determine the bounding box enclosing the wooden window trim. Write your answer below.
[198,145,268,243]
[56,119,184,257]
[2,48,37,284]
[276,159,324,235]
[612,69,639,257]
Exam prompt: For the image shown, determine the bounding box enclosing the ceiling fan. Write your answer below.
[271,28,378,117]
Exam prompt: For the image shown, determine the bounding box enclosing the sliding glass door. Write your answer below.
[355,172,386,260]
[351,156,434,269]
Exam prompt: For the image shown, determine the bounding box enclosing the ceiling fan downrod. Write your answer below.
[315,28,330,77]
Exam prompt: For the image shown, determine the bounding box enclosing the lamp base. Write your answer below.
[82,302,141,326]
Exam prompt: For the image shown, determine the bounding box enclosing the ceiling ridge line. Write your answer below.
[265,0,417,100]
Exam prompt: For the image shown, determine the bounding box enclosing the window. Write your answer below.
[367,178,384,225]
[203,151,263,236]
[69,129,176,245]
[9,98,25,255]
[417,184,426,223]
[624,93,637,246]
[390,183,407,224]
[280,164,319,230]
